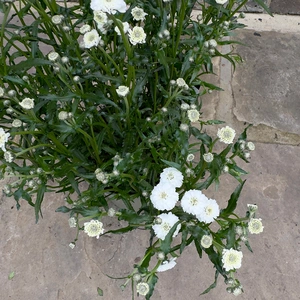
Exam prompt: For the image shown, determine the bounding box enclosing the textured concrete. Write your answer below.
[1,6,300,300]
[270,0,300,15]
[232,30,300,135]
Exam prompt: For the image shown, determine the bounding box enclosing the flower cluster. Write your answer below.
[0,0,267,298]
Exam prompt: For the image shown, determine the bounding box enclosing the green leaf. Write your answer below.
[8,271,15,280]
[194,239,203,258]
[97,287,103,296]
[55,206,71,213]
[9,58,52,72]
[190,127,212,145]
[221,181,246,217]
[145,274,158,300]
[160,221,180,254]
[253,0,273,15]
[35,183,46,223]
[245,240,253,253]
[180,226,188,254]
[160,159,181,169]
[200,270,219,295]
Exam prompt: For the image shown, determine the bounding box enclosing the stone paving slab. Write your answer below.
[232,30,300,136]
[270,0,300,15]
[1,143,300,299]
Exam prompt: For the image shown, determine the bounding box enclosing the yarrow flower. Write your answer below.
[58,111,69,120]
[136,282,150,296]
[247,141,255,151]
[12,119,22,128]
[217,126,236,144]
[179,123,189,132]
[203,152,214,163]
[131,7,148,21]
[176,78,188,89]
[128,26,146,45]
[4,151,14,162]
[19,98,34,110]
[181,189,208,215]
[248,218,264,234]
[222,248,243,272]
[152,212,181,240]
[157,257,177,272]
[201,235,213,248]
[84,219,104,238]
[216,0,228,4]
[83,29,101,49]
[186,153,195,162]
[116,85,129,97]
[48,51,59,61]
[79,24,91,34]
[68,217,77,228]
[150,182,178,210]
[196,198,220,223]
[187,109,200,122]
[160,167,183,188]
[95,168,109,184]
[114,21,130,35]
[51,14,64,25]
[90,0,127,14]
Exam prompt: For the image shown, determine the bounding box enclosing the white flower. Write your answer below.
[216,0,228,4]
[150,182,178,210]
[48,51,59,61]
[222,248,243,272]
[128,26,146,45]
[4,151,14,163]
[95,168,109,184]
[233,286,243,296]
[248,218,264,234]
[217,126,236,144]
[84,219,104,238]
[186,153,195,162]
[83,29,100,49]
[0,87,4,97]
[90,0,127,14]
[19,97,34,110]
[181,189,207,215]
[107,207,116,217]
[12,119,22,128]
[247,141,255,151]
[208,39,217,48]
[176,78,188,89]
[69,242,75,249]
[51,15,64,25]
[114,21,130,35]
[201,235,213,248]
[80,24,91,34]
[157,257,177,272]
[152,212,181,240]
[180,103,190,110]
[235,226,243,235]
[179,123,189,132]
[203,152,214,163]
[187,109,200,122]
[68,217,77,228]
[160,167,183,188]
[94,10,108,25]
[136,282,149,296]
[247,203,258,212]
[131,7,148,21]
[196,198,220,223]
[58,111,69,120]
[116,85,129,97]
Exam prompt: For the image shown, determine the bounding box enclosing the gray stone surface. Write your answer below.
[270,0,300,15]
[1,143,300,299]
[232,30,300,135]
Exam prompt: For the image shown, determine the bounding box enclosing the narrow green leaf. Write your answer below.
[160,159,181,169]
[97,287,103,296]
[145,274,158,300]
[194,239,203,258]
[160,221,180,254]
[8,271,15,280]
[55,206,71,213]
[200,270,219,295]
[221,181,246,217]
[35,184,46,223]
